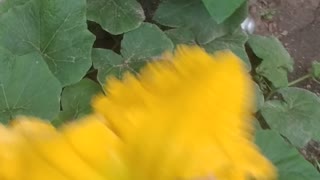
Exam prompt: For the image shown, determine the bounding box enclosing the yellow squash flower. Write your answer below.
[0,45,276,180]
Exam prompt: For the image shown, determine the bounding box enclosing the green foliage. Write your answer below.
[87,0,145,34]
[311,61,320,79]
[1,0,320,176]
[202,0,246,24]
[248,35,293,88]
[0,51,61,124]
[54,78,102,126]
[165,28,196,46]
[0,0,27,14]
[92,23,174,86]
[254,83,265,113]
[260,8,277,21]
[153,0,247,44]
[0,0,95,86]
[203,28,250,70]
[165,27,251,70]
[261,88,320,148]
[255,130,320,179]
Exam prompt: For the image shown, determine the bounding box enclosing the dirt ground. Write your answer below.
[249,0,320,94]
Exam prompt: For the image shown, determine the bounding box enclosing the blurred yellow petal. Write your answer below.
[0,124,23,180]
[62,114,126,179]
[0,45,276,180]
[0,119,69,180]
[93,45,277,180]
[12,117,106,180]
[0,115,125,180]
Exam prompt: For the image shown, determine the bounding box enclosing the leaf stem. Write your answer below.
[288,74,312,87]
[312,77,320,85]
[266,90,276,100]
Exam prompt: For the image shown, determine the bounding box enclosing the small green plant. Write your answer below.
[260,8,277,21]
[0,0,320,179]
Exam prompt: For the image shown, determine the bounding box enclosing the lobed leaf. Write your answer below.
[164,27,250,70]
[87,0,145,35]
[93,23,174,86]
[165,28,196,47]
[203,28,250,70]
[256,130,320,180]
[248,35,293,88]
[55,79,102,125]
[0,0,95,86]
[0,50,61,124]
[261,87,320,147]
[202,0,246,24]
[153,0,247,44]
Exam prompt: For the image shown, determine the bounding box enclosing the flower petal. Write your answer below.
[93,45,276,180]
[0,116,124,180]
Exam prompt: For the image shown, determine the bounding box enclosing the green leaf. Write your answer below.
[57,78,102,124]
[0,0,95,86]
[255,130,320,180]
[164,27,250,70]
[93,23,174,86]
[203,28,250,70]
[0,0,28,14]
[0,50,61,124]
[261,87,320,147]
[253,116,263,130]
[311,61,320,79]
[153,0,247,44]
[165,28,196,46]
[92,49,125,84]
[254,82,264,112]
[248,35,294,88]
[121,23,174,60]
[87,0,145,35]
[202,0,246,24]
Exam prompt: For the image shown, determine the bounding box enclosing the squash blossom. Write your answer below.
[0,45,276,180]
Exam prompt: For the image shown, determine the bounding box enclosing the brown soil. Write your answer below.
[249,0,320,94]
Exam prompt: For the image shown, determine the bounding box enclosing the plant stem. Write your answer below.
[288,74,312,87]
[312,77,320,85]
[266,74,312,100]
[266,90,276,100]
